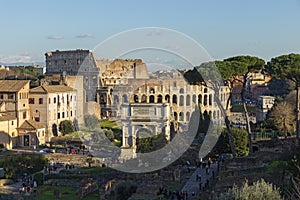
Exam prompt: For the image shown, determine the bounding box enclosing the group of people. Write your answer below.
[19,176,37,194]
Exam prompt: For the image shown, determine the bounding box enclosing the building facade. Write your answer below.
[45,49,100,101]
[256,95,275,122]
[29,85,77,141]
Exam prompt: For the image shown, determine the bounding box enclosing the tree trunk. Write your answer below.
[214,91,237,157]
[296,86,299,145]
[241,75,253,155]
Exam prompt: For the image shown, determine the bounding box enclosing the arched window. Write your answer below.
[204,95,207,106]
[179,95,184,106]
[209,94,212,106]
[192,94,196,103]
[174,112,178,121]
[165,95,170,103]
[141,94,147,103]
[150,88,155,94]
[186,112,190,121]
[204,88,208,93]
[134,95,139,103]
[179,88,184,94]
[179,112,184,121]
[198,94,202,104]
[157,95,163,103]
[149,95,155,103]
[172,94,177,104]
[186,95,190,106]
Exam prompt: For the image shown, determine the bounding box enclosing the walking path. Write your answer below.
[181,162,219,197]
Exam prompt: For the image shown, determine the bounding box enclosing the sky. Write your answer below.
[1,0,300,66]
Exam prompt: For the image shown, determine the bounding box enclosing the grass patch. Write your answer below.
[167,181,182,191]
[61,167,114,174]
[231,104,256,114]
[100,119,121,131]
[37,185,99,200]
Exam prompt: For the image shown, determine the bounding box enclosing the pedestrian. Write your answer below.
[200,157,203,168]
[198,173,202,182]
[199,182,202,190]
[206,166,209,175]
[212,170,215,179]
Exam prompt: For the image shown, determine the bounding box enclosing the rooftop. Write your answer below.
[18,120,45,130]
[0,113,17,122]
[0,80,30,92]
[30,85,76,93]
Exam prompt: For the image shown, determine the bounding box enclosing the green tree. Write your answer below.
[84,114,100,130]
[213,128,248,156]
[224,56,265,154]
[59,120,74,135]
[217,179,282,200]
[189,61,237,157]
[266,54,300,144]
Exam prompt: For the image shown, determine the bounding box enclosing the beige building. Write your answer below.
[29,85,77,141]
[0,113,18,149]
[17,120,46,148]
[0,80,31,127]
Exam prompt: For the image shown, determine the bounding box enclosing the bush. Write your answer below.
[217,179,282,200]
[59,120,75,136]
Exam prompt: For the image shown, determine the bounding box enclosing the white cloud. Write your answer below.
[76,33,94,38]
[0,54,43,64]
[47,35,64,40]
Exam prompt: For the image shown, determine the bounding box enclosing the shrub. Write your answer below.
[59,120,75,135]
[217,179,282,200]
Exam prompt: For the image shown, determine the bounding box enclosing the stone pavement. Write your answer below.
[181,162,218,198]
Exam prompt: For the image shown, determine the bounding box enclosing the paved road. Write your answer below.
[181,162,218,198]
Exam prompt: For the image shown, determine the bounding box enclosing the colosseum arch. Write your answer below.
[198,94,202,104]
[172,94,177,104]
[165,95,170,103]
[179,112,184,121]
[141,94,147,103]
[203,94,208,106]
[186,95,190,106]
[179,95,184,106]
[149,95,155,103]
[192,94,196,104]
[157,94,163,103]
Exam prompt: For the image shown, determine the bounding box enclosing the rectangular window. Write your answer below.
[62,112,65,118]
[57,113,60,119]
[54,97,56,103]
[23,111,27,119]
[0,93,3,99]
[8,93,14,100]
[70,111,72,117]
[49,98,51,104]
[11,121,14,125]
[173,81,177,87]
[29,98,35,104]
[39,98,43,104]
